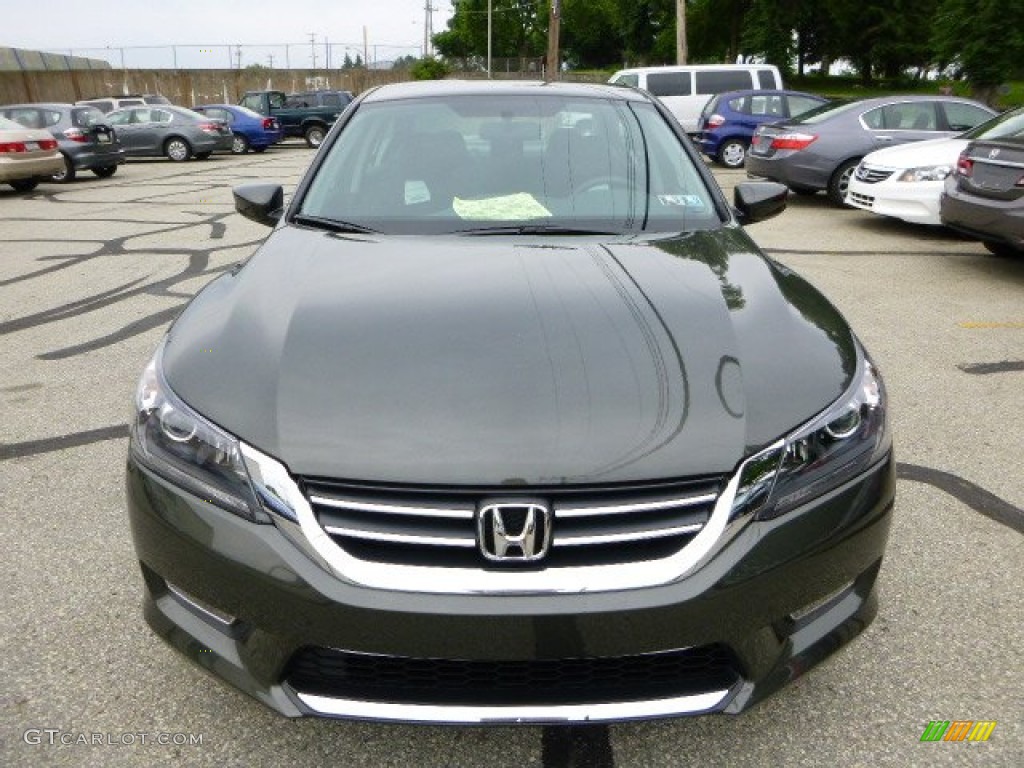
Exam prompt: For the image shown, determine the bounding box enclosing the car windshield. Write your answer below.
[299,93,720,235]
[963,107,1024,140]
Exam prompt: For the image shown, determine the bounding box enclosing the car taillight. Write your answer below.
[955,152,973,177]
[39,138,58,150]
[0,141,27,153]
[262,118,275,130]
[770,132,817,151]
[198,122,219,133]
[63,128,88,143]
[707,114,725,129]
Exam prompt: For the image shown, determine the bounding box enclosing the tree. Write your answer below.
[932,0,1024,104]
[410,56,451,80]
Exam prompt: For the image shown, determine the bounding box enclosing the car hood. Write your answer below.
[163,226,856,485]
[863,136,968,169]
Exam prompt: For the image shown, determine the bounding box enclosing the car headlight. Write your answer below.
[897,165,952,183]
[731,350,890,521]
[130,346,270,523]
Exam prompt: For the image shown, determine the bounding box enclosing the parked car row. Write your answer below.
[729,92,1018,256]
[0,93,310,191]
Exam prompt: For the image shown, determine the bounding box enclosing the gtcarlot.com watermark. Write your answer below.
[23,729,203,747]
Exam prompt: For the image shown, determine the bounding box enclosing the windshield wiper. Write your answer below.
[458,224,620,236]
[292,214,377,234]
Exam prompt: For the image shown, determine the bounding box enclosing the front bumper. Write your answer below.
[846,177,943,226]
[126,453,895,724]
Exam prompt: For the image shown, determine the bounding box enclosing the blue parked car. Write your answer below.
[697,89,829,168]
[192,104,284,154]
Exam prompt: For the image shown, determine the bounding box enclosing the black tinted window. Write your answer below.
[694,71,753,95]
[320,93,343,107]
[646,72,691,97]
[756,69,777,89]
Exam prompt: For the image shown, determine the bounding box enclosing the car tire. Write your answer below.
[231,134,249,154]
[304,125,326,148]
[92,166,118,179]
[164,137,192,162]
[9,178,39,192]
[716,139,748,169]
[983,241,1021,258]
[827,159,860,206]
[52,154,76,183]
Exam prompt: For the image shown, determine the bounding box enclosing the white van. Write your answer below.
[608,64,784,134]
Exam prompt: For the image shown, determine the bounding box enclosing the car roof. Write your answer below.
[360,79,653,105]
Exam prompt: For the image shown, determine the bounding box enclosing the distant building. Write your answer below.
[0,47,112,72]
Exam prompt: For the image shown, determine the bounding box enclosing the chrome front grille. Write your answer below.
[302,479,721,570]
[854,165,894,184]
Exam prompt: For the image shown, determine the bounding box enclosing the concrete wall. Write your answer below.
[0,67,607,107]
[0,68,412,107]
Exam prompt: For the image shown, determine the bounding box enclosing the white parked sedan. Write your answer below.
[847,107,1024,226]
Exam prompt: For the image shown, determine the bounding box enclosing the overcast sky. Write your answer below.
[4,0,456,68]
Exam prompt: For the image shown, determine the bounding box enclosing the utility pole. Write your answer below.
[309,32,317,69]
[268,53,275,69]
[676,0,688,64]
[235,45,243,70]
[487,0,492,78]
[423,1,436,57]
[546,0,561,81]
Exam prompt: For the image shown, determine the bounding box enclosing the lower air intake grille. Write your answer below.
[285,645,740,705]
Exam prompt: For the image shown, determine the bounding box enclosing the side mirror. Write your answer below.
[733,182,788,225]
[233,183,284,227]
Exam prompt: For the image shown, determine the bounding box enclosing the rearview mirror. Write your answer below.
[233,183,284,227]
[733,182,788,225]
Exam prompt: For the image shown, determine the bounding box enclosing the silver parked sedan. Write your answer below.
[105,105,233,161]
[745,95,996,205]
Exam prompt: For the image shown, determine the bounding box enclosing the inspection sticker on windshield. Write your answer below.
[658,194,706,210]
[453,193,552,220]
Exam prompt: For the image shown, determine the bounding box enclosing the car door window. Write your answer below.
[694,71,753,95]
[153,110,173,124]
[748,95,783,117]
[613,73,640,88]
[756,69,777,88]
[646,72,692,97]
[107,111,132,126]
[880,103,936,130]
[941,102,995,132]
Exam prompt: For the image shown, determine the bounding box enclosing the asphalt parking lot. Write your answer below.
[1,146,1021,767]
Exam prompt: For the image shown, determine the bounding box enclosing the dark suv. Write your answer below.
[0,103,124,182]
[284,90,354,110]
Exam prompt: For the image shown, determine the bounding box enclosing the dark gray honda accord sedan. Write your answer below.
[126,80,894,724]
